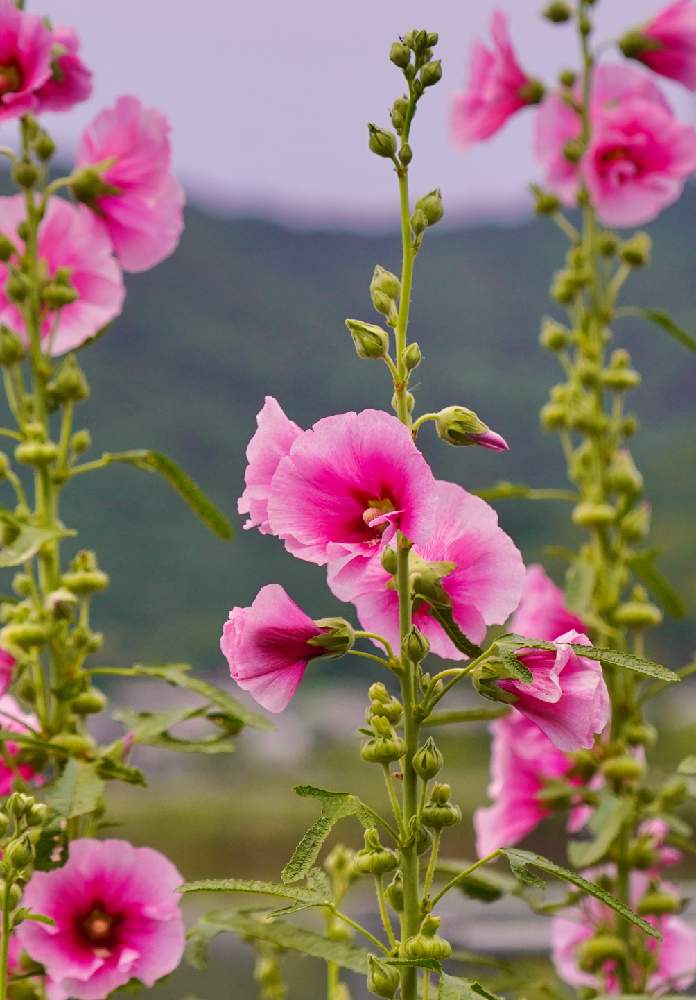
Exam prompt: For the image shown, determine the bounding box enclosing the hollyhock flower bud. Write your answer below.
[0,196,124,356]
[434,406,508,451]
[413,736,443,780]
[500,631,610,752]
[415,188,444,227]
[36,26,92,111]
[345,319,389,359]
[368,954,400,999]
[452,10,544,148]
[620,1,696,91]
[0,695,41,794]
[511,565,586,642]
[368,124,397,159]
[238,396,303,535]
[16,838,185,1000]
[0,0,53,121]
[403,915,452,961]
[76,96,185,272]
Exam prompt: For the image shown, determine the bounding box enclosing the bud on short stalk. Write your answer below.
[309,618,355,658]
[422,782,461,829]
[414,189,443,227]
[412,737,443,780]
[345,319,389,360]
[353,828,398,876]
[403,915,452,961]
[368,956,400,999]
[368,124,397,160]
[434,405,507,451]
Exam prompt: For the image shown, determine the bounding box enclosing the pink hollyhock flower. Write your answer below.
[622,1,696,91]
[16,838,185,1000]
[475,712,591,856]
[452,10,542,147]
[329,480,523,659]
[0,694,41,794]
[638,818,683,867]
[238,397,303,535]
[0,0,53,121]
[552,871,696,994]
[75,95,185,273]
[222,584,333,713]
[511,565,586,641]
[500,630,610,751]
[0,647,15,695]
[36,27,92,112]
[0,196,124,356]
[267,409,436,567]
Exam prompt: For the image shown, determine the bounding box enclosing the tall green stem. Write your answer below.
[0,879,11,1000]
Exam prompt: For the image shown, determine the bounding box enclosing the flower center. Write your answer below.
[0,63,21,97]
[80,907,119,953]
[362,498,396,535]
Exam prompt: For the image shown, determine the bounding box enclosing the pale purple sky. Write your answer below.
[38,0,696,226]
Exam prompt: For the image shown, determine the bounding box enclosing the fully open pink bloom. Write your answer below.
[0,0,53,121]
[36,27,92,111]
[267,409,436,567]
[511,565,585,641]
[221,584,328,713]
[16,838,185,1000]
[452,10,539,147]
[628,1,696,90]
[0,196,124,356]
[0,647,15,695]
[552,870,696,994]
[238,397,303,535]
[76,96,185,272]
[0,695,41,794]
[329,480,523,660]
[500,630,610,751]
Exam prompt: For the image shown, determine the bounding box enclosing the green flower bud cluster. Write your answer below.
[403,914,452,960]
[0,792,52,939]
[421,783,461,830]
[353,827,398,877]
[361,710,406,764]
[366,682,402,725]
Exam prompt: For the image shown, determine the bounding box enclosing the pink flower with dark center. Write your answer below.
[328,480,523,659]
[623,1,696,90]
[452,10,542,147]
[221,584,328,713]
[0,694,41,795]
[36,27,92,112]
[0,0,53,121]
[0,196,124,356]
[16,838,185,1000]
[267,409,436,567]
[501,630,610,751]
[0,647,15,696]
[238,397,303,535]
[76,96,185,273]
[511,565,586,642]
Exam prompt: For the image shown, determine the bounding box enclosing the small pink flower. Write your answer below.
[0,694,41,794]
[0,195,124,356]
[624,1,696,90]
[452,10,541,147]
[36,27,92,112]
[238,397,303,535]
[0,0,53,121]
[267,409,436,567]
[329,480,524,660]
[511,565,586,642]
[0,647,15,695]
[76,96,185,273]
[638,818,683,867]
[16,838,185,1000]
[221,584,327,713]
[501,630,610,751]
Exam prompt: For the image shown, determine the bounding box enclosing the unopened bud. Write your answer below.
[404,915,452,961]
[607,450,643,495]
[404,342,421,370]
[620,502,651,541]
[26,803,49,827]
[61,569,110,595]
[345,319,389,360]
[563,139,584,165]
[638,890,681,916]
[368,955,400,999]
[539,319,568,352]
[371,265,401,301]
[47,355,90,402]
[422,783,461,829]
[71,687,107,715]
[399,143,413,166]
[390,41,411,69]
[385,872,403,912]
[361,732,407,764]
[413,737,443,780]
[415,188,444,227]
[614,596,662,631]
[368,124,397,159]
[435,406,508,451]
[404,625,429,663]
[572,502,616,529]
[0,325,24,366]
[544,1,572,22]
[0,233,15,262]
[559,69,577,88]
[42,281,79,310]
[12,160,39,189]
[6,272,30,304]
[620,232,651,267]
[6,837,33,869]
[534,189,561,215]
[598,231,619,257]
[600,755,645,782]
[309,618,355,658]
[34,131,56,162]
[420,60,442,88]
[71,429,92,455]
[577,935,627,973]
[380,547,397,575]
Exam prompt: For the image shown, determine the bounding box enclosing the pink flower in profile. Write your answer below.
[452,10,542,148]
[222,584,331,713]
[36,27,93,111]
[0,0,53,121]
[475,712,590,857]
[76,96,185,272]
[552,870,696,994]
[500,630,610,751]
[16,838,185,1000]
[0,196,124,356]
[329,480,524,660]
[511,565,585,641]
[0,647,15,696]
[0,694,41,795]
[267,409,436,567]
[623,1,696,91]
[238,397,303,535]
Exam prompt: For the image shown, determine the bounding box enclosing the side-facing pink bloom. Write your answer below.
[0,648,15,695]
[552,870,696,994]
[76,96,185,272]
[221,584,328,713]
[0,0,53,121]
[0,694,41,794]
[329,480,523,659]
[0,196,124,356]
[16,838,185,1000]
[36,27,93,111]
[500,630,610,751]
[511,565,585,641]
[624,1,696,90]
[238,397,303,535]
[452,10,541,147]
[267,409,436,566]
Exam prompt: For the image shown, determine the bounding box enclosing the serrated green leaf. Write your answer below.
[628,551,686,619]
[180,877,331,907]
[568,796,632,869]
[282,786,375,883]
[429,606,483,659]
[499,848,659,939]
[500,634,677,683]
[96,757,147,786]
[439,975,505,1000]
[0,523,70,568]
[619,306,696,354]
[384,957,442,972]
[43,759,104,819]
[113,705,237,754]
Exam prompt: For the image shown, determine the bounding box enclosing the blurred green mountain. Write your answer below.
[23,194,695,672]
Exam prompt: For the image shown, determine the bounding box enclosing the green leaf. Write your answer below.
[429,606,483,659]
[568,796,632,869]
[499,848,659,939]
[475,482,576,502]
[384,957,442,973]
[282,786,375,883]
[439,975,505,1000]
[113,706,237,754]
[0,523,71,568]
[677,755,696,776]
[500,634,678,683]
[437,859,517,903]
[628,551,686,619]
[100,450,233,539]
[43,759,104,819]
[180,877,331,907]
[565,560,596,617]
[96,756,147,785]
[620,306,696,354]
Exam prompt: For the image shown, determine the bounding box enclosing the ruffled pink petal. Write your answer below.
[511,565,586,642]
[239,397,303,534]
